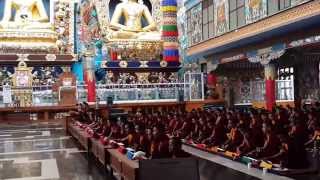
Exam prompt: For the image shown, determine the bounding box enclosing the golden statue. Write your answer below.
[109,0,161,41]
[0,0,53,29]
[0,0,58,53]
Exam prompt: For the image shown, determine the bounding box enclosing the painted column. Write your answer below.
[161,0,179,62]
[72,62,84,82]
[83,52,96,103]
[264,64,276,111]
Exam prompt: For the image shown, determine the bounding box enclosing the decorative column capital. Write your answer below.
[264,64,276,80]
[83,51,95,57]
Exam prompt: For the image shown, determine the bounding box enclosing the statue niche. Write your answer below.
[0,0,58,54]
[103,0,163,61]
[108,0,161,41]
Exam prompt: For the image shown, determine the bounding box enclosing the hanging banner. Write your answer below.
[214,0,229,35]
[3,85,12,104]
[245,0,267,24]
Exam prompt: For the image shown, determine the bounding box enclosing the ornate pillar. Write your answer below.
[161,0,179,62]
[83,52,96,103]
[264,64,276,111]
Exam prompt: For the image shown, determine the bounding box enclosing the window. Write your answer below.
[202,0,214,40]
[278,67,294,80]
[279,0,291,10]
[268,0,292,15]
[229,0,245,30]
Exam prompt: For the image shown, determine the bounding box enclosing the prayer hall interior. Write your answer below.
[1,0,320,180]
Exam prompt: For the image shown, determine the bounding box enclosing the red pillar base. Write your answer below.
[84,71,96,103]
[265,79,276,111]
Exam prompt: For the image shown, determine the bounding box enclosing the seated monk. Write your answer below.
[222,121,243,152]
[186,118,200,140]
[169,137,190,158]
[236,130,255,156]
[175,118,192,138]
[194,125,211,144]
[305,125,320,147]
[117,122,138,147]
[146,127,153,142]
[70,103,92,124]
[249,123,280,158]
[150,124,170,159]
[167,115,178,134]
[202,124,227,147]
[249,116,264,147]
[108,123,122,139]
[100,119,112,137]
[134,124,151,156]
[263,134,308,169]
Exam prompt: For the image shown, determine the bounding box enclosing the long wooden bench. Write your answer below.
[67,119,139,180]
[108,149,139,180]
[91,138,114,166]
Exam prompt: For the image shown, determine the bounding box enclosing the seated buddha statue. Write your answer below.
[0,0,57,53]
[0,0,53,30]
[109,0,161,41]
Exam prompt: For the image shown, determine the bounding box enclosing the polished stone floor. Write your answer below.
[0,121,112,180]
[1,121,319,180]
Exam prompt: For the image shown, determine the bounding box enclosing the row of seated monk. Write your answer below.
[69,102,190,159]
[70,102,320,169]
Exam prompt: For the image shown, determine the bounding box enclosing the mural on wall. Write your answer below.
[80,0,101,51]
[190,3,202,45]
[245,0,267,24]
[214,0,229,35]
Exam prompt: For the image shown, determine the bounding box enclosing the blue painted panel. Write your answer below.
[72,62,84,81]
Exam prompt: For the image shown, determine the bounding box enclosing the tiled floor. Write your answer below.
[0,121,112,180]
[1,121,320,180]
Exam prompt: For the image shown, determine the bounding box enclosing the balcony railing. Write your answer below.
[0,73,205,107]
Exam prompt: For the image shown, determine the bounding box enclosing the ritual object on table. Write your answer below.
[118,145,127,154]
[224,151,240,160]
[109,140,119,148]
[209,146,219,153]
[259,161,273,169]
[100,136,109,145]
[133,151,146,160]
[195,144,206,149]
[240,156,259,166]
[216,147,226,153]
[126,148,136,160]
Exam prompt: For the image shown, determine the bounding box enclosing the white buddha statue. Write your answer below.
[109,0,161,41]
[0,0,53,30]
